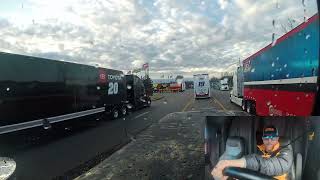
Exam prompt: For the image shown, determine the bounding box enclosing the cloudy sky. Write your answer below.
[0,0,317,78]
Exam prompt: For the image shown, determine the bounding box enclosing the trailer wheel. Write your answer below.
[242,100,246,111]
[246,101,256,115]
[121,107,127,116]
[146,99,151,107]
[246,101,251,114]
[251,101,256,115]
[112,109,120,119]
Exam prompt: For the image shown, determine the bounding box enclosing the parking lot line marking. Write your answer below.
[211,97,228,111]
[182,96,194,112]
[134,111,150,119]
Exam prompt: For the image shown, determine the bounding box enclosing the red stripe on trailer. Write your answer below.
[244,88,316,116]
[243,13,319,64]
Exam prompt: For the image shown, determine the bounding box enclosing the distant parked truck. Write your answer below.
[169,83,181,92]
[176,78,186,92]
[220,78,229,91]
[193,74,211,99]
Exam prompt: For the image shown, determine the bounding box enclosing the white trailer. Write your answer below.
[220,78,229,91]
[193,74,211,99]
[176,78,186,92]
[230,66,244,108]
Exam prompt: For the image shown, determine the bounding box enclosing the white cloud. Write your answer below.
[218,0,229,10]
[0,0,318,78]
[132,59,145,69]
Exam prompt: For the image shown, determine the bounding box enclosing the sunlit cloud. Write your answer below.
[0,0,317,78]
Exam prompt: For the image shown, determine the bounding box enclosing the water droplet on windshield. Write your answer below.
[267,101,271,106]
[96,86,100,90]
[284,64,287,68]
[251,68,255,73]
[274,94,278,97]
[296,97,300,100]
[163,101,168,104]
[286,74,290,78]
[276,57,279,60]
[305,34,311,39]
[279,68,282,71]
[275,0,280,8]
[6,87,10,91]
[272,62,275,67]
[304,49,308,54]
[271,33,277,47]
[272,20,276,28]
[304,9,308,22]
[144,117,147,120]
[305,94,309,97]
[271,74,274,78]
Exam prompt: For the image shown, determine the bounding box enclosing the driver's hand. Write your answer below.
[211,160,229,180]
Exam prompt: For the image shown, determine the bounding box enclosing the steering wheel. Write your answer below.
[223,167,276,180]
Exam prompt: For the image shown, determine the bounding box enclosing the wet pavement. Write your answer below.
[0,89,245,180]
[75,111,205,180]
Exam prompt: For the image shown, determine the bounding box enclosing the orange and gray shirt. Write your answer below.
[244,142,293,180]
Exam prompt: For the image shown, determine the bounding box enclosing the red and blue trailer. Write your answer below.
[231,13,319,116]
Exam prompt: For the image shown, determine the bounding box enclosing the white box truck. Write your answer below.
[176,78,186,92]
[220,78,229,91]
[193,74,211,99]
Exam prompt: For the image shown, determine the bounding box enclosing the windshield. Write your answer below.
[0,0,319,179]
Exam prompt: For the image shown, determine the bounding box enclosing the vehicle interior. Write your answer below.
[205,116,316,180]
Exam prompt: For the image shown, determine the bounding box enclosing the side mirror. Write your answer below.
[0,157,16,179]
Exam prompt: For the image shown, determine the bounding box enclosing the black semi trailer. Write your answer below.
[0,52,149,135]
[125,75,151,109]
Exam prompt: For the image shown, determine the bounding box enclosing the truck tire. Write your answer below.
[112,109,120,119]
[146,99,151,107]
[246,101,256,115]
[251,101,256,115]
[120,106,127,116]
[242,100,246,111]
[246,101,251,114]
